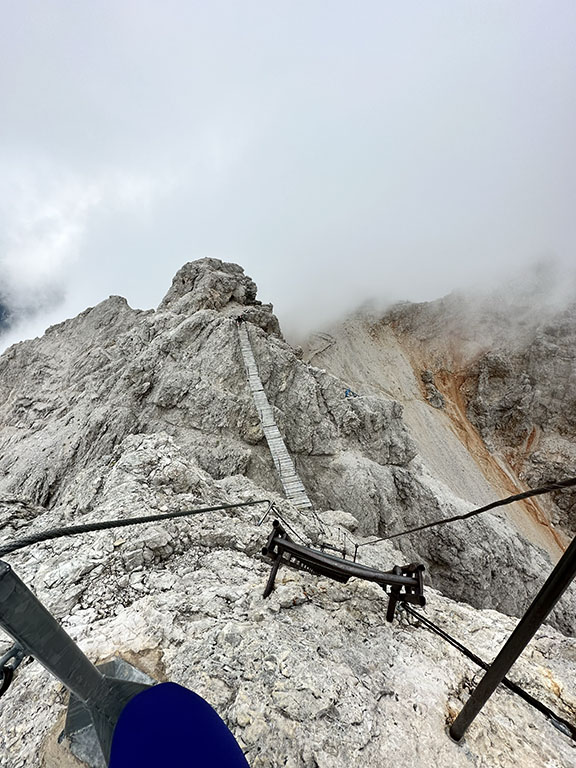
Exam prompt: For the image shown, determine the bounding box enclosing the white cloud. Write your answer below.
[0,1,575,345]
[0,161,174,316]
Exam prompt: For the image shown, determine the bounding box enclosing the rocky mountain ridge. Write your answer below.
[384,291,576,539]
[0,259,574,767]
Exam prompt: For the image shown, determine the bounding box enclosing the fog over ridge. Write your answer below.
[1,1,575,346]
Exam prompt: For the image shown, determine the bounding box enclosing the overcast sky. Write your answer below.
[1,1,575,345]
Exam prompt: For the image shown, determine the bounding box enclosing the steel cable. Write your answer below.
[355,477,576,553]
[400,604,576,741]
[0,499,269,557]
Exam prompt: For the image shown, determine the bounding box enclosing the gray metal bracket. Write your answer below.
[0,560,154,765]
[61,658,156,768]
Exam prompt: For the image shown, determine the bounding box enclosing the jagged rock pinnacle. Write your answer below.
[158,258,281,336]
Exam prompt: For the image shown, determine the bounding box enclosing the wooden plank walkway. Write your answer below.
[238,323,313,510]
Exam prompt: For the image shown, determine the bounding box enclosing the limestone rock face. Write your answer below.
[466,307,576,537]
[0,301,10,332]
[304,308,576,635]
[159,258,258,311]
[158,258,281,336]
[383,293,576,539]
[0,437,574,768]
[0,261,574,767]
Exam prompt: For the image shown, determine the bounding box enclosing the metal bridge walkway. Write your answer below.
[237,322,313,510]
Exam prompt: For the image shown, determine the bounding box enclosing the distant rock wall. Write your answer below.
[0,301,9,332]
[386,294,576,539]
[303,304,576,633]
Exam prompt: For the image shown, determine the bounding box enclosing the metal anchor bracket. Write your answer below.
[0,642,27,697]
[261,521,426,621]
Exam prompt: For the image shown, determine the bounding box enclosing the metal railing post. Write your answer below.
[450,534,576,741]
[0,560,150,763]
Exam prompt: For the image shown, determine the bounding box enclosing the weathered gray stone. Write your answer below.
[0,261,574,767]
